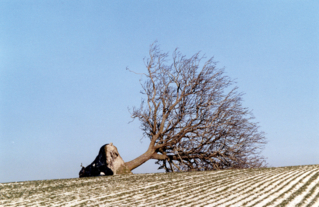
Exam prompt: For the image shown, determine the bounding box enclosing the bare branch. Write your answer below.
[126,43,267,172]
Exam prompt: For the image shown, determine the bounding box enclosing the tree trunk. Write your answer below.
[125,147,158,171]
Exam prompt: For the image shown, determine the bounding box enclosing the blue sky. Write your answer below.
[0,1,318,183]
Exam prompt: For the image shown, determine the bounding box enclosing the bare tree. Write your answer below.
[125,43,267,172]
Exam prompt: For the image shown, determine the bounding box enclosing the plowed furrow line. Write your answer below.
[145,170,259,206]
[57,175,193,206]
[233,168,315,207]
[179,169,282,207]
[201,168,313,207]
[298,180,319,207]
[186,169,297,207]
[214,169,297,207]
[112,171,276,206]
[234,168,310,207]
[147,169,275,206]
[100,169,245,206]
[2,166,319,206]
[61,173,207,204]
[165,169,281,207]
[193,169,291,206]
[110,169,266,206]
[278,172,319,206]
[255,169,318,206]
[69,170,229,206]
[305,191,319,207]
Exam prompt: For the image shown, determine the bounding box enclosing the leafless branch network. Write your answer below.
[125,43,267,172]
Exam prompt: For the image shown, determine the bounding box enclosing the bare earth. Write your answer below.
[1,165,319,206]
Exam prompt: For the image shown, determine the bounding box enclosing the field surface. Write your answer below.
[1,165,319,206]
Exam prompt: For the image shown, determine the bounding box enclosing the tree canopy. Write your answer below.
[125,43,267,172]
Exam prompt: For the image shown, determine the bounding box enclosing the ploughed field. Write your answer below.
[1,165,319,206]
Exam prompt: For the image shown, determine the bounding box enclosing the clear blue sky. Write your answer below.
[1,1,318,183]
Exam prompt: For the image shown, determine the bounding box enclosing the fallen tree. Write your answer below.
[124,43,267,172]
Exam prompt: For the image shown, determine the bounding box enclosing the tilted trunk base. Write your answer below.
[114,164,132,175]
